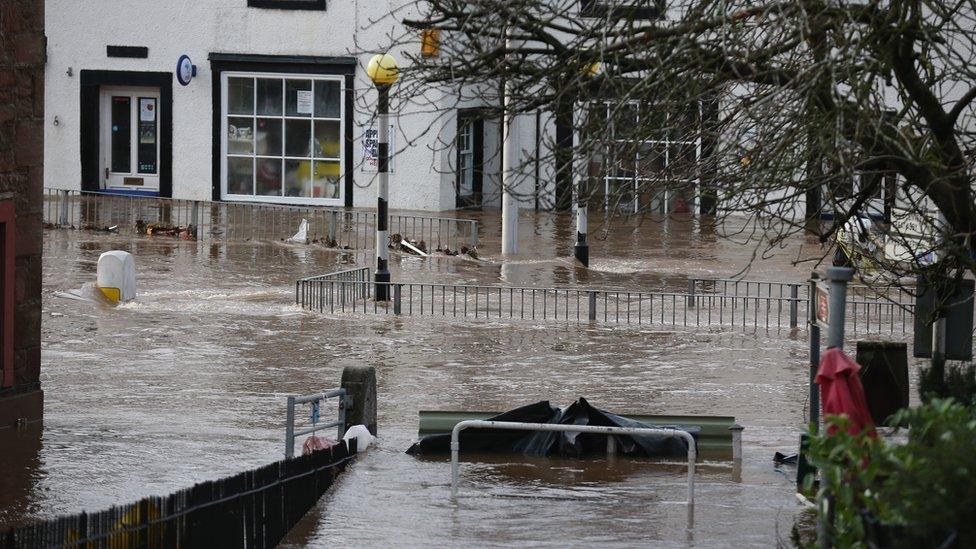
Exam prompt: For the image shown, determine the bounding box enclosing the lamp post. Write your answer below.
[367,53,398,301]
[574,62,602,268]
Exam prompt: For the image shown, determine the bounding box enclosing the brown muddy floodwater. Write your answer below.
[1,212,913,547]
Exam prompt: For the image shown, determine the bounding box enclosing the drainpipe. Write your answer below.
[501,32,519,255]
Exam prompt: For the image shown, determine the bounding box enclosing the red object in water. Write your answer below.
[815,347,876,437]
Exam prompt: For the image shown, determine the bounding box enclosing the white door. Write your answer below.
[100,87,161,193]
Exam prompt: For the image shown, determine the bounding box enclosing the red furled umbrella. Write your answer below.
[816,347,876,437]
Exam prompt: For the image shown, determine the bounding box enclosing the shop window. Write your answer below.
[222,73,344,204]
[580,0,664,19]
[247,0,326,10]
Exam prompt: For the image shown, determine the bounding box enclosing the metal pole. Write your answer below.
[501,32,519,255]
[810,323,821,429]
[687,279,696,308]
[789,284,799,328]
[375,84,391,300]
[285,396,296,459]
[825,267,854,349]
[588,290,597,321]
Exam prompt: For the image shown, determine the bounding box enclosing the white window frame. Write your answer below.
[220,71,345,206]
[591,100,702,214]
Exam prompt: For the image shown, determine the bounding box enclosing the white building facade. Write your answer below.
[44,0,550,212]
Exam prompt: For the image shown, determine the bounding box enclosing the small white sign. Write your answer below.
[296,90,313,114]
[362,124,395,173]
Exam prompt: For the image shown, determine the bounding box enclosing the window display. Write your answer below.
[223,74,343,203]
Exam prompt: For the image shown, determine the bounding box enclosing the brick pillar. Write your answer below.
[0,0,45,430]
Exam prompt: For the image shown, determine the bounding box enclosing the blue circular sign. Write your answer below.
[177,55,194,86]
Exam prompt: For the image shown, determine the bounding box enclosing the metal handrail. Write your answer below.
[285,388,350,459]
[450,420,697,506]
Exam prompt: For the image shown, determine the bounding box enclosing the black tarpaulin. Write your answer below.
[406,398,697,458]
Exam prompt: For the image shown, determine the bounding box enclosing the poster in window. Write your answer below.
[138,98,157,174]
[140,98,156,122]
[362,124,395,173]
[296,90,313,114]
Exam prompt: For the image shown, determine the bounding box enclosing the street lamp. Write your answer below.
[367,53,398,301]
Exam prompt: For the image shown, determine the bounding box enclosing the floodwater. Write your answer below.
[1,211,911,546]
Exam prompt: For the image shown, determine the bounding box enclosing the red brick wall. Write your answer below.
[0,0,44,427]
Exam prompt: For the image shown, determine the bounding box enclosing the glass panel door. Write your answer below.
[100,87,161,193]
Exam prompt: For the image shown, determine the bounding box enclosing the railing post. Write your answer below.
[469,221,478,251]
[285,396,296,459]
[588,290,597,321]
[687,279,696,308]
[393,284,402,316]
[789,284,799,328]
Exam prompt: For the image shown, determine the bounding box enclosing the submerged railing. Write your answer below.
[296,270,914,334]
[42,188,479,251]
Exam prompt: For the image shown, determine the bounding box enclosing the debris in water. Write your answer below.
[286,218,310,244]
[136,220,197,240]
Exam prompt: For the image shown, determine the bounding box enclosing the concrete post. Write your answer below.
[588,290,598,321]
[575,203,589,267]
[825,267,855,349]
[190,200,200,240]
[374,84,392,301]
[501,33,519,255]
[687,279,696,308]
[59,189,70,226]
[341,365,377,436]
[393,284,402,316]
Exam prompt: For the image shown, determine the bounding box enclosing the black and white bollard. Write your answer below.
[575,202,589,267]
[368,54,398,301]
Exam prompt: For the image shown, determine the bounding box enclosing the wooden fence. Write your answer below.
[3,441,356,548]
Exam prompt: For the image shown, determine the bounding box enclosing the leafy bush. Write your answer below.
[806,399,976,548]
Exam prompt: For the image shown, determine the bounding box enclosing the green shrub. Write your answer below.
[806,399,976,548]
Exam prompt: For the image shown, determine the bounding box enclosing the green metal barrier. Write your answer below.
[417,411,743,460]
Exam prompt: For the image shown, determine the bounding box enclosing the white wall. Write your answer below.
[44,0,467,211]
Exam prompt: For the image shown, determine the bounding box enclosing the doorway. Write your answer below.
[100,87,161,194]
[455,110,484,209]
[80,70,172,197]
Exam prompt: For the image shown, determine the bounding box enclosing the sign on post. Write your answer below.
[813,281,830,328]
[362,124,396,173]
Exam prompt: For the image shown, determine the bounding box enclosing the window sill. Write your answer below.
[221,193,343,207]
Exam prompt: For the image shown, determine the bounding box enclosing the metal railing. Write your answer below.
[689,277,917,307]
[284,388,351,459]
[449,420,697,505]
[43,188,478,251]
[296,272,915,333]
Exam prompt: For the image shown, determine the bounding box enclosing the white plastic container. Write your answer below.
[96,250,136,303]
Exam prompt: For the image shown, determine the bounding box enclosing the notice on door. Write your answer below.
[140,98,156,122]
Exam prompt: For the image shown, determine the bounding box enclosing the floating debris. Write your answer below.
[135,220,196,240]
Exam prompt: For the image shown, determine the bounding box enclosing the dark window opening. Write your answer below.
[247,0,326,10]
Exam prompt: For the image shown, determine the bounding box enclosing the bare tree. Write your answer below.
[365,0,976,282]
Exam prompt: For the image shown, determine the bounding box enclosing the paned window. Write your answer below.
[222,73,344,204]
